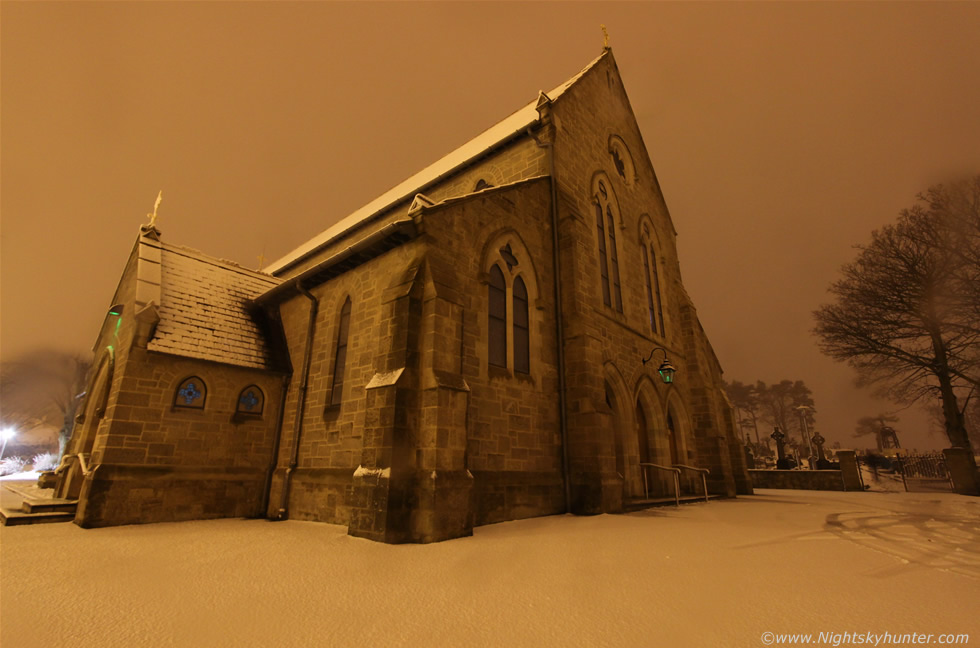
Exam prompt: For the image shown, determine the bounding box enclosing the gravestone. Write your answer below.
[771,427,792,470]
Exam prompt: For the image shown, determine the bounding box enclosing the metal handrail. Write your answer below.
[76,453,92,476]
[673,464,710,502]
[53,453,93,477]
[639,462,681,506]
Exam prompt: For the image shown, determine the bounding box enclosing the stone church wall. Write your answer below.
[545,53,747,507]
[267,240,427,525]
[267,138,558,534]
[423,178,565,525]
[76,350,284,527]
[68,239,287,527]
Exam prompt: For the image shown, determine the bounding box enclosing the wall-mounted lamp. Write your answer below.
[642,347,676,384]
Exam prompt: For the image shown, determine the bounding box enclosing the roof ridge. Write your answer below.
[154,240,282,283]
[265,50,610,275]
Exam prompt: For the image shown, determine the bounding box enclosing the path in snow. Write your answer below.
[1,487,977,647]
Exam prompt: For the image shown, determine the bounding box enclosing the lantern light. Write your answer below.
[642,347,677,384]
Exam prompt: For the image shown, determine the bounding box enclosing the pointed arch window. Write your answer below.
[485,244,536,375]
[607,207,623,312]
[594,178,623,313]
[513,276,530,374]
[642,246,656,334]
[650,245,665,335]
[236,385,264,415]
[488,265,507,368]
[174,376,206,409]
[596,203,611,307]
[330,298,351,406]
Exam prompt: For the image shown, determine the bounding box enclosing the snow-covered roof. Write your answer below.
[147,241,283,370]
[265,51,609,275]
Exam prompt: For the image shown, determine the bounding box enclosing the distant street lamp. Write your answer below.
[641,347,677,384]
[796,405,814,464]
[0,427,17,461]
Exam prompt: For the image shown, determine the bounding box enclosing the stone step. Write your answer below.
[22,499,78,514]
[0,507,75,526]
[3,483,77,509]
[1,483,78,524]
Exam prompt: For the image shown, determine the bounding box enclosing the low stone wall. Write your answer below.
[749,469,847,491]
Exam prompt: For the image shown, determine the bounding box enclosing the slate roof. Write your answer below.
[147,242,282,370]
[264,51,609,275]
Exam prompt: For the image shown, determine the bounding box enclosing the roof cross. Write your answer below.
[147,190,163,226]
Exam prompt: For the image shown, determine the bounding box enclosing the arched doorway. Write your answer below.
[666,399,698,494]
[635,403,651,466]
[666,411,680,466]
[605,379,645,500]
[605,382,627,492]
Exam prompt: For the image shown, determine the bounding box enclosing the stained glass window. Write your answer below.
[651,246,666,336]
[596,203,611,307]
[642,245,656,334]
[513,276,530,374]
[607,207,623,313]
[488,265,507,368]
[608,137,635,187]
[330,298,351,406]
[594,177,623,313]
[174,377,206,409]
[237,385,264,415]
[612,148,626,179]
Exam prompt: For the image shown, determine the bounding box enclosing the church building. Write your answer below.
[56,48,752,543]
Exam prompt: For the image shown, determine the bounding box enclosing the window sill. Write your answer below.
[323,402,342,421]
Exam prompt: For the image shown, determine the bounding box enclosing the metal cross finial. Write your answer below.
[601,24,610,49]
[147,190,163,226]
[257,252,266,270]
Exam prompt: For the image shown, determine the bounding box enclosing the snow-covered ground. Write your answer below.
[859,465,906,492]
[2,487,977,647]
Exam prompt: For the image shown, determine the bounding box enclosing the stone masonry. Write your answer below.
[59,48,751,542]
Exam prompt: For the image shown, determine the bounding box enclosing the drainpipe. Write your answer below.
[276,281,319,520]
[528,125,571,513]
[262,371,291,517]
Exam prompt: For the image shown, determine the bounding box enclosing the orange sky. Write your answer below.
[3,2,979,450]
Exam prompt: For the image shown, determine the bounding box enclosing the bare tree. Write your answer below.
[813,177,979,454]
[0,350,91,458]
[923,398,980,453]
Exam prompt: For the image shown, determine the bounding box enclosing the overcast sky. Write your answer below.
[3,2,978,450]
